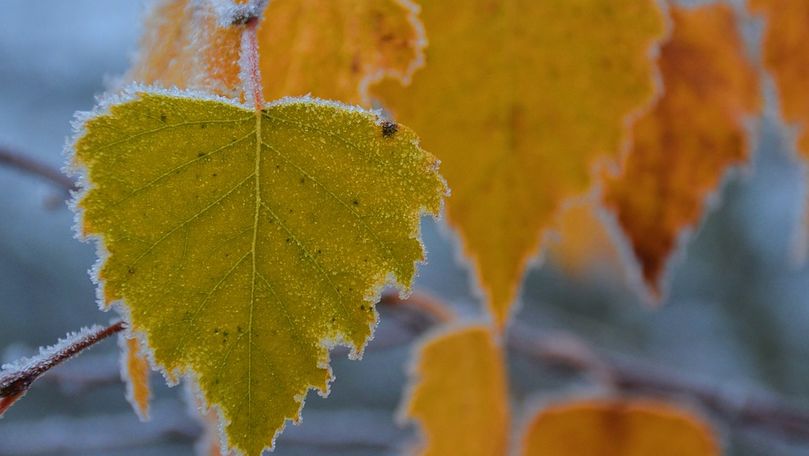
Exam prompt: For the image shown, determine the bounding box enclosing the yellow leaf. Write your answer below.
[371,0,666,327]
[128,0,425,105]
[603,4,761,296]
[119,333,152,421]
[69,89,445,456]
[402,324,509,456]
[520,399,719,456]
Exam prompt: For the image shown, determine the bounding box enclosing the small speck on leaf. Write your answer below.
[381,121,398,138]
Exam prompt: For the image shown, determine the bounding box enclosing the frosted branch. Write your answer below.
[0,321,125,416]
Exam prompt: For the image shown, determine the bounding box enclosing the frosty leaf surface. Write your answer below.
[129,0,424,105]
[604,4,761,297]
[70,89,444,456]
[520,399,719,456]
[371,0,665,327]
[403,324,509,456]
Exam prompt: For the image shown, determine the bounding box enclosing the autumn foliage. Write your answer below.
[604,4,761,296]
[6,0,809,455]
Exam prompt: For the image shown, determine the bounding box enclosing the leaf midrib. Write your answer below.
[248,110,262,449]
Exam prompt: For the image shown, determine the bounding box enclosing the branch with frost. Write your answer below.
[0,146,77,193]
[0,321,124,416]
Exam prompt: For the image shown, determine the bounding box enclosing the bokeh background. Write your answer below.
[3,0,809,454]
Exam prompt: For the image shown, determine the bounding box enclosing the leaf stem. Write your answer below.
[241,15,264,110]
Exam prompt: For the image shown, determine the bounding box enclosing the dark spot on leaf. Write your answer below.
[200,123,207,129]
[381,120,398,138]
[213,328,220,334]
[286,238,291,244]
[237,326,243,333]
[160,113,167,123]
[350,55,360,74]
[198,152,206,157]
[299,177,305,184]
[360,305,366,311]
[352,199,360,206]
[127,267,136,274]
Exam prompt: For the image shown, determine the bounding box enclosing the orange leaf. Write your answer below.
[748,0,809,156]
[119,334,152,421]
[603,4,761,296]
[748,0,809,260]
[371,0,665,327]
[257,0,424,105]
[127,0,242,97]
[127,0,424,105]
[402,324,509,456]
[519,399,719,456]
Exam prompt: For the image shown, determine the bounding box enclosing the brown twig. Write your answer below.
[0,321,125,416]
[507,320,809,440]
[379,290,456,324]
[608,355,809,438]
[0,146,77,193]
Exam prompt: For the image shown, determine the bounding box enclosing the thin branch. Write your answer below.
[0,321,125,415]
[0,146,77,193]
[608,355,809,438]
[507,320,809,440]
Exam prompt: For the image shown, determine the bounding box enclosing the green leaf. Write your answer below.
[69,88,445,456]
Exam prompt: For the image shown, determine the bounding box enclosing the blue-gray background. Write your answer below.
[2,1,809,454]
